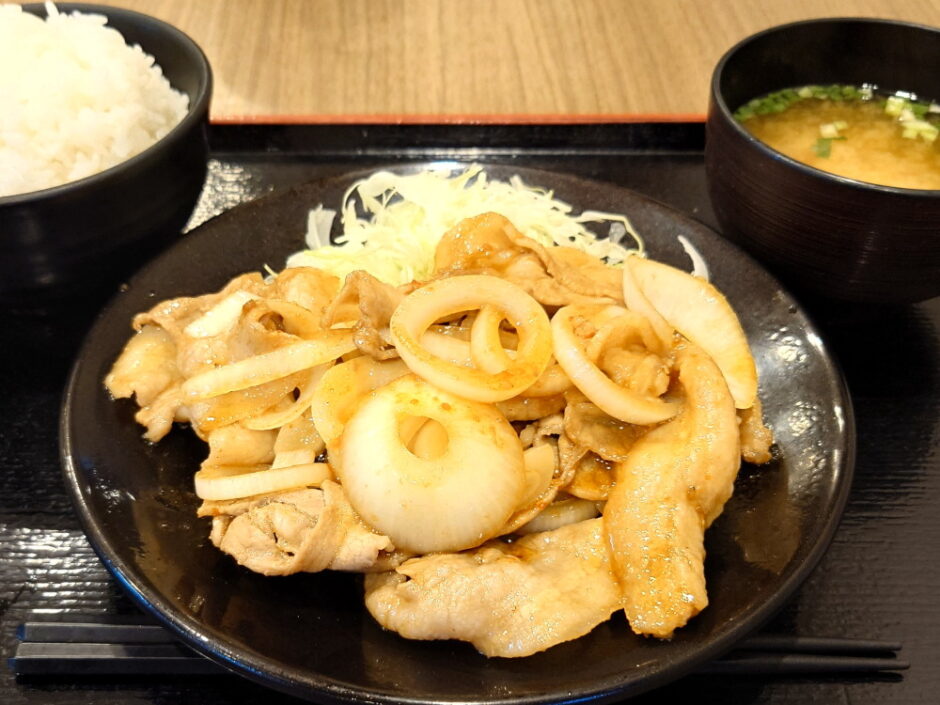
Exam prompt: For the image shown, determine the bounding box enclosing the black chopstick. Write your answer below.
[17,621,176,645]
[11,642,225,676]
[736,634,903,655]
[696,653,909,675]
[8,620,909,677]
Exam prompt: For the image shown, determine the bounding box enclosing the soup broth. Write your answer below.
[736,87,940,190]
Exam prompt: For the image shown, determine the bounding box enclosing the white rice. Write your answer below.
[0,2,190,198]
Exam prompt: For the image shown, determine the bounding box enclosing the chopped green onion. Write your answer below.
[734,85,940,138]
[911,103,929,120]
[813,138,833,157]
[812,136,847,158]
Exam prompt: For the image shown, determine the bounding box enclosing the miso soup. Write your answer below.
[735,85,940,190]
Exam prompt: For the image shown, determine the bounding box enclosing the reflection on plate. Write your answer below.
[60,164,854,703]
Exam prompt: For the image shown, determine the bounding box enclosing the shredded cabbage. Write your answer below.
[285,164,645,286]
[677,235,710,281]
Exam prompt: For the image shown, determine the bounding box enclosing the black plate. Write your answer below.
[60,164,855,704]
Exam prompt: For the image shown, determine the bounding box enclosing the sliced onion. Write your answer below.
[390,275,552,402]
[398,414,430,449]
[625,256,758,409]
[194,462,332,500]
[422,327,520,370]
[498,438,568,535]
[429,323,518,348]
[338,374,525,553]
[428,324,473,340]
[408,417,449,459]
[520,359,572,397]
[470,304,514,374]
[271,449,319,470]
[187,373,302,435]
[272,413,325,469]
[399,415,451,458]
[182,330,356,400]
[551,306,678,425]
[520,444,556,507]
[515,496,600,535]
[183,290,258,338]
[419,331,475,367]
[622,256,674,351]
[492,442,560,537]
[242,362,331,431]
[309,356,410,451]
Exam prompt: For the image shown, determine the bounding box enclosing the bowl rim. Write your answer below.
[0,2,213,206]
[710,15,940,197]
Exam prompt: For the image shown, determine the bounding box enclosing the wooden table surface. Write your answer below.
[13,0,940,122]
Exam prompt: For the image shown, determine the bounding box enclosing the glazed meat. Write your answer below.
[603,344,740,638]
[206,481,394,575]
[105,201,774,657]
[434,212,621,306]
[738,397,774,465]
[364,518,621,657]
[322,270,406,360]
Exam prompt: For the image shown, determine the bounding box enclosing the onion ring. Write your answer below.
[470,304,514,374]
[338,374,525,553]
[390,275,552,402]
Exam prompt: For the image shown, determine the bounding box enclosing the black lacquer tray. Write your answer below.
[2,124,938,705]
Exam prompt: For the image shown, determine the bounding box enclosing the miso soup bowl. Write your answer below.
[0,4,211,308]
[705,18,940,303]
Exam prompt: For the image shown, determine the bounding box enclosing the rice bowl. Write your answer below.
[0,3,211,305]
[0,2,190,198]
